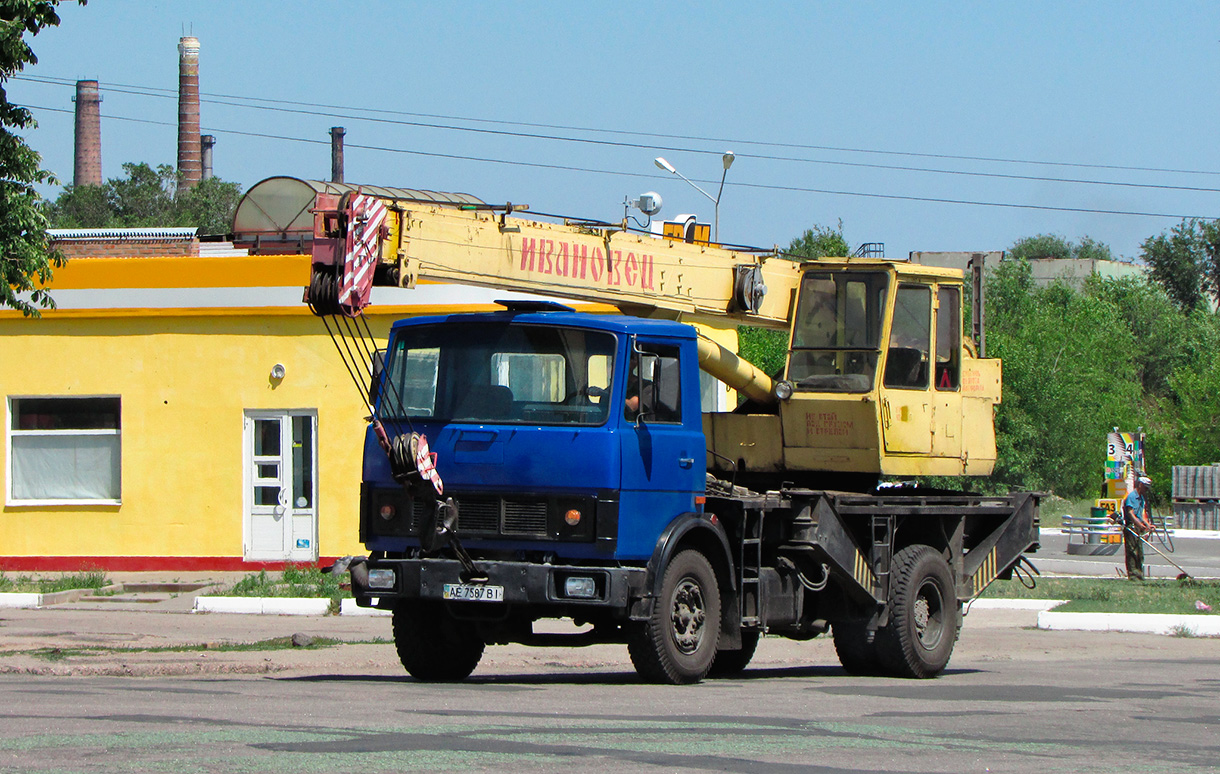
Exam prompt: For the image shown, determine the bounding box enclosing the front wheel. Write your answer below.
[392,601,485,682]
[875,545,959,679]
[628,549,722,684]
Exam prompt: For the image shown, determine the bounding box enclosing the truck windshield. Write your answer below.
[379,322,617,426]
[788,271,888,392]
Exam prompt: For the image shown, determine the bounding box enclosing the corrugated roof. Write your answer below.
[198,241,250,257]
[232,177,485,240]
[49,228,199,242]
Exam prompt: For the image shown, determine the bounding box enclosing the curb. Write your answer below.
[190,597,392,616]
[1038,610,1220,637]
[193,597,331,616]
[0,586,113,609]
[0,593,43,609]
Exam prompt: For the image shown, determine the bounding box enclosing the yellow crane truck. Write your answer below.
[291,182,1039,684]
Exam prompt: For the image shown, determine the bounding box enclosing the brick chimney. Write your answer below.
[201,134,215,181]
[72,80,102,187]
[330,126,345,183]
[176,36,201,194]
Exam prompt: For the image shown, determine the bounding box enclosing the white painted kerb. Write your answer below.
[193,597,330,616]
[1038,611,1220,636]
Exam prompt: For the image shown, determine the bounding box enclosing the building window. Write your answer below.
[7,397,121,504]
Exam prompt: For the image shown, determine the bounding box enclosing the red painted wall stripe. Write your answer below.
[0,557,342,573]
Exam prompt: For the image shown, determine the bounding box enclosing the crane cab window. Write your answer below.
[935,286,961,391]
[884,284,932,389]
[788,271,888,392]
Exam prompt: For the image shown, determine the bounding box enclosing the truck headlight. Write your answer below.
[564,576,597,599]
[367,569,396,590]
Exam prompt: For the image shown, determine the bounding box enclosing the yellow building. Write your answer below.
[1,225,594,571]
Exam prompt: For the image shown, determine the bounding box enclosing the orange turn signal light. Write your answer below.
[564,509,582,526]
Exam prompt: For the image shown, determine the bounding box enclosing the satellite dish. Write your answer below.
[634,191,663,217]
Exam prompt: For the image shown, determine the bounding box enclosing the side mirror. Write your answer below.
[369,349,386,407]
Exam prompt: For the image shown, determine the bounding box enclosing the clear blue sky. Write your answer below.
[11,1,1220,260]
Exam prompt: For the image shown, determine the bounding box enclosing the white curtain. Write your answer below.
[10,433,120,501]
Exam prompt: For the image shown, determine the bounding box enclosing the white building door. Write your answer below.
[243,410,318,562]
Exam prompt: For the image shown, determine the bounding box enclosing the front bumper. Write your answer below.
[352,558,647,612]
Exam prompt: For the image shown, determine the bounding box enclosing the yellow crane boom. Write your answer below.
[305,188,1000,487]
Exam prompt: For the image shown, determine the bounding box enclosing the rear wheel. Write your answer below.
[832,620,884,676]
[628,549,721,684]
[875,545,958,678]
[392,601,485,682]
[708,629,760,677]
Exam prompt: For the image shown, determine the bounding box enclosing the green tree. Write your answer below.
[0,0,79,316]
[174,175,242,235]
[1169,352,1220,466]
[785,221,850,260]
[1083,274,1215,398]
[986,259,1144,496]
[1140,219,1219,311]
[1008,233,1116,264]
[106,162,176,225]
[43,182,111,228]
[45,162,243,235]
[1007,233,1074,262]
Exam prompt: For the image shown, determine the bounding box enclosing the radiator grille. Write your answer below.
[412,494,549,538]
[457,496,501,533]
[503,498,548,536]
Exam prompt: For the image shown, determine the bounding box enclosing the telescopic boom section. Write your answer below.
[305,191,803,328]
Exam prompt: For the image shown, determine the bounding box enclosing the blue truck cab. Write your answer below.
[354,304,742,682]
[361,304,709,562]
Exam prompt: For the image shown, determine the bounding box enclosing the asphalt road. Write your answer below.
[0,531,1216,773]
[1,606,1217,773]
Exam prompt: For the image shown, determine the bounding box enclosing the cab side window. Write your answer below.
[625,344,682,424]
[884,284,931,389]
[935,286,961,391]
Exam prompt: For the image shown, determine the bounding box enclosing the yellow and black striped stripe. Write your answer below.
[971,548,998,595]
[853,549,877,591]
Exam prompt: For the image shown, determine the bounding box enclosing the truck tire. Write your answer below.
[832,621,884,676]
[628,549,721,684]
[392,601,485,682]
[875,544,958,679]
[708,629,759,677]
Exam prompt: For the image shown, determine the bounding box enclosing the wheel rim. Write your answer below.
[670,577,707,654]
[913,578,945,650]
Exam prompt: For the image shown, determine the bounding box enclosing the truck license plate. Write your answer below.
[442,583,505,602]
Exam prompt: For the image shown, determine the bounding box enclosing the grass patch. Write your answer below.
[981,576,1220,615]
[0,569,110,594]
[220,566,349,612]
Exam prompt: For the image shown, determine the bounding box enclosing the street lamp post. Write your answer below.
[654,152,735,243]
